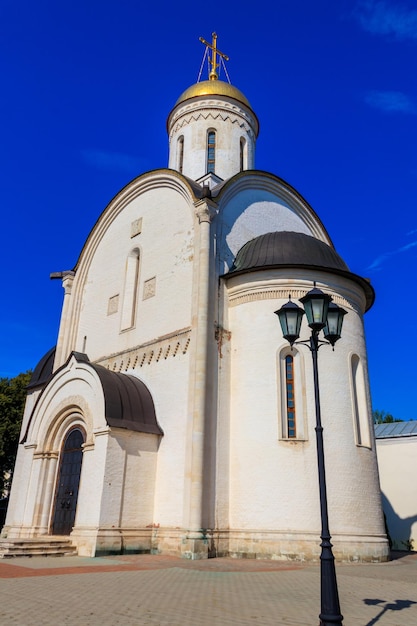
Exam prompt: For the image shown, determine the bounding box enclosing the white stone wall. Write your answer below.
[219,269,387,560]
[376,437,417,550]
[70,185,194,364]
[126,354,191,529]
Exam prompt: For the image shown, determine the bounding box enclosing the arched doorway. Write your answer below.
[52,428,84,535]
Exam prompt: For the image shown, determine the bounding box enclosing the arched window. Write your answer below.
[177,136,184,173]
[121,248,140,331]
[240,137,247,172]
[207,130,216,173]
[278,348,306,440]
[285,355,296,438]
[351,354,371,447]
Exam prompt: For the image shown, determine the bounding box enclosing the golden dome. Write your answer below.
[174,79,251,109]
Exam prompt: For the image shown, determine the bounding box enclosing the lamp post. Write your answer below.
[275,287,347,626]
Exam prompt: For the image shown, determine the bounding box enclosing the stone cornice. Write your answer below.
[226,280,362,313]
[95,327,192,373]
[33,450,59,460]
[168,97,259,137]
[169,108,255,140]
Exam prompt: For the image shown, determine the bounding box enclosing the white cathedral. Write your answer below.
[2,36,389,561]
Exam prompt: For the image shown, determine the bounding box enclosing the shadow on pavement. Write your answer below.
[389,550,417,561]
[364,598,417,626]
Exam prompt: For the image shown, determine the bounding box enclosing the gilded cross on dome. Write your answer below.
[199,32,229,80]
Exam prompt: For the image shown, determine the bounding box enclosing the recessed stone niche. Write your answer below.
[107,294,119,315]
[143,277,156,300]
[131,218,143,238]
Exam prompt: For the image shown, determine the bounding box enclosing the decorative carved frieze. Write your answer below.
[96,328,192,372]
[169,109,254,140]
[228,287,351,310]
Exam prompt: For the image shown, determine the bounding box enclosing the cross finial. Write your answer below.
[199,32,229,81]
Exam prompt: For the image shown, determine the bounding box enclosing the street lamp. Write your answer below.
[275,286,347,626]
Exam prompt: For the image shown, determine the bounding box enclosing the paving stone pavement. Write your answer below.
[0,552,416,625]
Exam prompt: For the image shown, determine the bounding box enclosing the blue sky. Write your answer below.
[1,1,416,420]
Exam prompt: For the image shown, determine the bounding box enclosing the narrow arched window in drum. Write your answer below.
[177,136,184,173]
[207,130,216,173]
[240,137,247,171]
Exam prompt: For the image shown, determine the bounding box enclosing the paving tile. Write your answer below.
[0,553,416,625]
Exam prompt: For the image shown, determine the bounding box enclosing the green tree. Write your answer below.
[373,409,403,424]
[0,371,31,497]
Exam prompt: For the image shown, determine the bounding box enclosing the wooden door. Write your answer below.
[52,429,84,535]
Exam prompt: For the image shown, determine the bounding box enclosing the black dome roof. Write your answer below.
[230,231,349,273]
[227,231,374,310]
[27,347,56,390]
[22,352,163,443]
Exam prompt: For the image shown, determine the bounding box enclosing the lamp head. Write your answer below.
[299,287,332,331]
[275,297,305,346]
[323,302,347,346]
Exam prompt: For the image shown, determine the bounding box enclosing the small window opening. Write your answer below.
[207,131,216,173]
[177,136,184,173]
[351,354,371,447]
[240,137,246,172]
[285,355,296,438]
